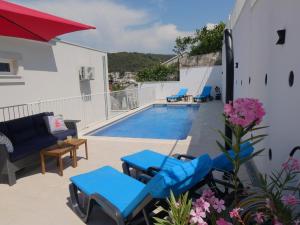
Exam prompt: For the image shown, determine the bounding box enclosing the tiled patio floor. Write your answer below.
[0,101,253,225]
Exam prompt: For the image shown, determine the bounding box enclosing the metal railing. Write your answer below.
[0,87,156,130]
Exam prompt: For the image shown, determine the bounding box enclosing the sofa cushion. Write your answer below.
[6,117,37,144]
[44,115,68,134]
[0,122,9,138]
[32,112,53,136]
[52,129,76,140]
[9,135,57,162]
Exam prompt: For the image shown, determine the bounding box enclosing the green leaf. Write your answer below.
[251,125,269,131]
[249,137,265,147]
[241,134,268,144]
[216,129,233,148]
[240,148,265,164]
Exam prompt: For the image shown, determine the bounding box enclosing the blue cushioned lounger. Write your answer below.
[166,88,188,102]
[69,154,213,225]
[121,142,254,197]
[193,85,212,102]
[121,142,253,174]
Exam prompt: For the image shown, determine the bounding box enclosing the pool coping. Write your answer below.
[79,101,199,144]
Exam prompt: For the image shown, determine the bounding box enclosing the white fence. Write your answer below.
[138,66,223,99]
[0,87,155,130]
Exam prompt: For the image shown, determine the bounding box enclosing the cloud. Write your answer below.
[13,0,191,54]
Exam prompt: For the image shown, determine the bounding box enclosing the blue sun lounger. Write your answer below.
[193,85,212,102]
[166,88,188,102]
[121,142,254,197]
[121,142,253,175]
[69,154,213,225]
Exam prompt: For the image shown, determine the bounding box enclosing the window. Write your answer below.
[0,62,10,72]
[0,58,15,75]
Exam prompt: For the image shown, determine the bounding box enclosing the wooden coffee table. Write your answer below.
[64,138,88,167]
[40,144,75,176]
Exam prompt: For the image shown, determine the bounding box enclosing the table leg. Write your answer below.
[75,148,78,167]
[72,149,77,168]
[84,140,88,160]
[40,152,46,174]
[58,156,63,176]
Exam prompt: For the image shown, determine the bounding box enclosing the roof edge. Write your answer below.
[55,39,107,54]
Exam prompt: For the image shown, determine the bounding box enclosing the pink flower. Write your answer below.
[216,218,233,225]
[294,219,300,225]
[212,198,226,213]
[224,103,233,115]
[224,98,265,128]
[190,208,207,224]
[194,197,210,213]
[282,157,300,172]
[255,212,265,224]
[229,208,242,219]
[202,188,215,199]
[282,160,290,170]
[273,219,283,225]
[281,194,299,206]
[291,158,300,171]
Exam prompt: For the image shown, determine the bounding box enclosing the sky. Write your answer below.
[13,0,235,54]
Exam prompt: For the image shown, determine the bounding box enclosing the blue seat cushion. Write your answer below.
[52,129,76,140]
[212,142,254,172]
[0,123,9,137]
[167,96,179,99]
[167,88,188,100]
[6,117,37,144]
[152,154,212,197]
[121,149,184,171]
[9,135,57,162]
[31,112,53,136]
[70,166,146,218]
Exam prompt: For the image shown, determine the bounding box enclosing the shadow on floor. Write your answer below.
[186,101,224,157]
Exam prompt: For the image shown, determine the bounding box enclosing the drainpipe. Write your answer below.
[102,56,109,120]
[224,29,234,150]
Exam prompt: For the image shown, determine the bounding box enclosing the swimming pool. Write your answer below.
[89,104,200,140]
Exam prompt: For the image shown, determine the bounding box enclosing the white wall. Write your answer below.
[139,66,223,99]
[225,0,300,174]
[0,37,108,106]
[139,81,180,100]
[0,37,109,129]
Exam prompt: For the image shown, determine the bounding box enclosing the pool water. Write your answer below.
[89,104,200,140]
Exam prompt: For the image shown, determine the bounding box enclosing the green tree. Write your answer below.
[173,36,192,56]
[173,22,225,56]
[136,64,178,82]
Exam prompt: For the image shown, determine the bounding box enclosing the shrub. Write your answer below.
[136,64,178,82]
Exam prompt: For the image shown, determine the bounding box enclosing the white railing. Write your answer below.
[0,87,156,130]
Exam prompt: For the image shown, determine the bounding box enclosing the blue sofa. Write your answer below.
[0,112,78,185]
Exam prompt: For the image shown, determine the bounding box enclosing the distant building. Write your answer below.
[124,72,137,80]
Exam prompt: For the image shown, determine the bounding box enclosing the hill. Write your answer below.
[108,52,175,73]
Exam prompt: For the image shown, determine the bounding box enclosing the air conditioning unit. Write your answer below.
[79,66,95,81]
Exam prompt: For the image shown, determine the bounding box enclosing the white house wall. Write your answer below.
[226,0,300,174]
[139,66,223,99]
[0,37,109,128]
